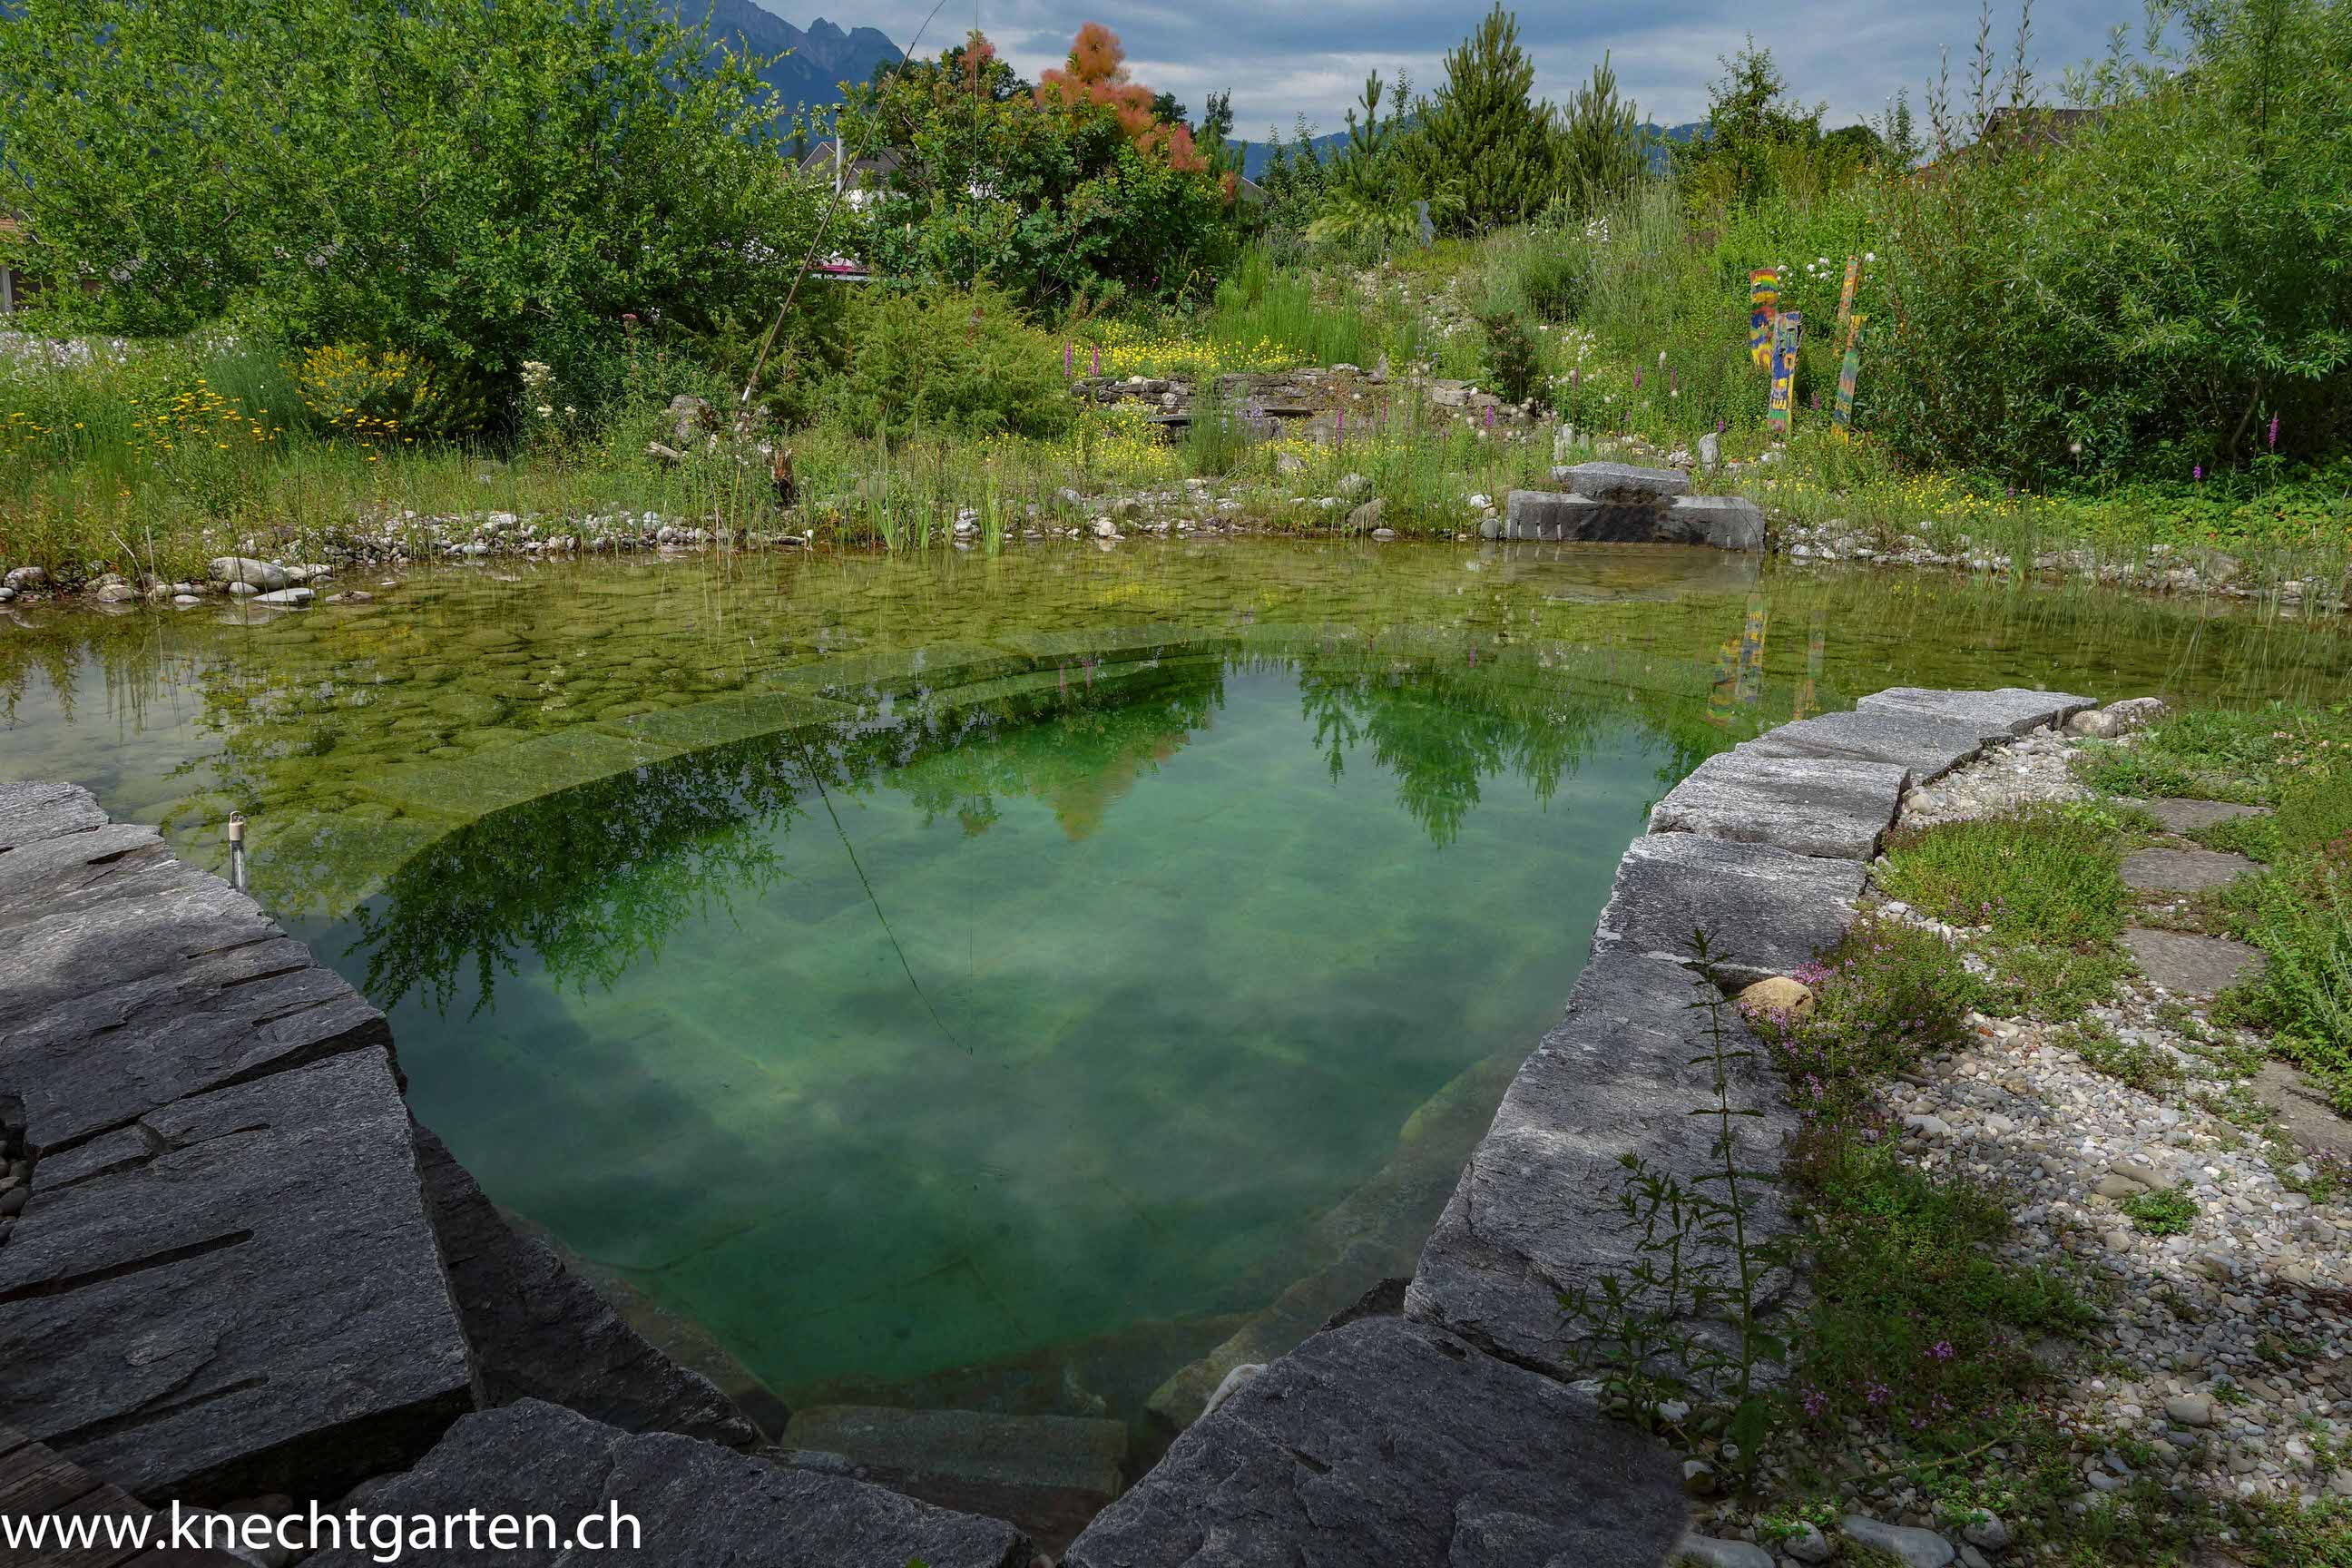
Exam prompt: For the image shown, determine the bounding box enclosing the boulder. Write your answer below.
[1406,949,1798,1382]
[1595,832,1864,985]
[1065,1317,1686,1568]
[1855,686,2095,739]
[1736,707,1990,782]
[1649,751,1912,860]
[1739,975,1816,1023]
[1696,431,1721,473]
[2069,695,2168,738]
[207,556,290,591]
[3,564,45,590]
[412,1124,759,1449]
[251,586,316,606]
[306,1402,1032,1568]
[1347,496,1387,532]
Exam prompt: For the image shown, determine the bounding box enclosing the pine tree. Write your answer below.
[1409,5,1557,232]
[1556,51,1643,216]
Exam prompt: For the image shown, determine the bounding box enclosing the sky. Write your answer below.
[832,0,2132,135]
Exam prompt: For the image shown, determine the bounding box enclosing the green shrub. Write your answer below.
[2236,856,2352,1108]
[1480,311,1544,406]
[2121,1187,2200,1236]
[291,344,485,441]
[831,285,1073,443]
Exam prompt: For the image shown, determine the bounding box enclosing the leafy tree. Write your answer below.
[1555,51,1646,215]
[0,0,818,395]
[1034,23,1200,169]
[1407,5,1558,233]
[1672,39,1826,206]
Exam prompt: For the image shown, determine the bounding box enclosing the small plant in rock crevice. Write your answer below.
[2121,1186,2199,1236]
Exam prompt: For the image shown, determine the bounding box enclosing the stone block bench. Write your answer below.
[1485,462,1766,550]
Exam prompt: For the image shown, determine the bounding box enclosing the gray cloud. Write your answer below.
[821,0,2124,133]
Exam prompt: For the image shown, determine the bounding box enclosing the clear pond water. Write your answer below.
[4,540,2346,1433]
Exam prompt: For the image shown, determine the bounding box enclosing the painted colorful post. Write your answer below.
[1748,270,1779,370]
[1835,255,1860,341]
[1831,314,1866,442]
[1707,633,1741,728]
[1766,310,1804,436]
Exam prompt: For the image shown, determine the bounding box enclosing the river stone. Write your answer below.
[783,1406,1124,1550]
[1855,685,2095,738]
[1595,832,1865,984]
[308,1401,1030,1568]
[1736,707,1990,782]
[1064,1316,1687,1568]
[251,586,315,606]
[1841,1514,1955,1568]
[1561,460,1691,502]
[412,1124,757,1449]
[208,555,290,590]
[2122,927,2266,995]
[1406,949,1797,1382]
[1649,750,1911,859]
[0,1049,477,1501]
[1739,975,1815,1021]
[1677,1535,1775,1568]
[1662,495,1766,550]
[2121,847,2259,892]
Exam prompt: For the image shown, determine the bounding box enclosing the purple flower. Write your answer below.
[2193,464,2202,482]
[1063,341,1073,377]
[1633,370,1642,390]
[1090,346,1101,377]
[1928,1340,1955,1362]
[2269,414,2279,450]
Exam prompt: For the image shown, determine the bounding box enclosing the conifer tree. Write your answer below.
[1409,5,1557,231]
[1556,51,1644,216]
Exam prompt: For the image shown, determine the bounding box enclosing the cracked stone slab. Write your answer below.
[1855,686,2095,739]
[0,779,110,848]
[0,844,391,1153]
[0,1049,477,1502]
[1737,708,1990,783]
[1558,460,1691,502]
[1661,494,1766,550]
[1598,833,1865,984]
[1405,949,1798,1383]
[2122,928,2266,995]
[413,1124,757,1450]
[307,1401,1033,1568]
[1649,750,1912,859]
[2121,847,2260,893]
[1063,1316,1686,1568]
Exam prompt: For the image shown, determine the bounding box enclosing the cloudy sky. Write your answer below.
[832,0,2131,134]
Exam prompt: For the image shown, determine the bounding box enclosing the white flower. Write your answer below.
[1865,250,1877,263]
[534,405,554,418]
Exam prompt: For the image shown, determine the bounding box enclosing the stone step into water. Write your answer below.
[1596,832,1867,986]
[2126,798,2271,834]
[307,1402,1033,1568]
[780,1406,1125,1555]
[1650,750,1912,859]
[1855,685,2095,739]
[1736,706,1992,783]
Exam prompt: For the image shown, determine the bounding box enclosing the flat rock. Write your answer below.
[1598,832,1865,984]
[1661,494,1765,551]
[1855,686,2094,739]
[1678,1536,1775,1568]
[2122,927,2265,995]
[206,556,289,591]
[1650,750,1911,859]
[0,779,110,847]
[413,1124,757,1449]
[1840,1514,1955,1568]
[2121,847,2259,892]
[1561,460,1691,502]
[1737,707,1989,782]
[1504,490,1618,542]
[0,1050,477,1501]
[2130,798,2270,834]
[2252,1061,2352,1168]
[782,1406,1124,1551]
[1064,1316,1687,1568]
[1406,949,1797,1382]
[308,1401,1031,1568]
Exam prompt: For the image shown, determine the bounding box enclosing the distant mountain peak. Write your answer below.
[695,3,900,107]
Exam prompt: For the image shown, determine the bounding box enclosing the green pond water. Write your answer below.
[4,540,2347,1432]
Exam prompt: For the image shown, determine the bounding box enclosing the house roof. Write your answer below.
[796,140,904,181]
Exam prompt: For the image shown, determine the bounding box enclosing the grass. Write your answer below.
[1877,801,2135,1022]
[2052,1019,2182,1094]
[2121,1187,2199,1235]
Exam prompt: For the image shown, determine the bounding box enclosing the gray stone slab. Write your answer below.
[1599,832,1866,984]
[0,779,109,848]
[1737,708,1990,783]
[2121,847,2260,892]
[0,819,166,911]
[1855,686,2095,738]
[2131,798,2270,834]
[1064,1316,1686,1568]
[1560,460,1691,502]
[1649,750,1912,859]
[0,1050,478,1501]
[1405,949,1798,1383]
[1661,494,1766,551]
[782,1406,1124,1548]
[413,1124,758,1450]
[308,1401,1033,1568]
[2252,1062,2352,1169]
[2122,927,2266,995]
[2,883,391,1152]
[1502,490,1673,543]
